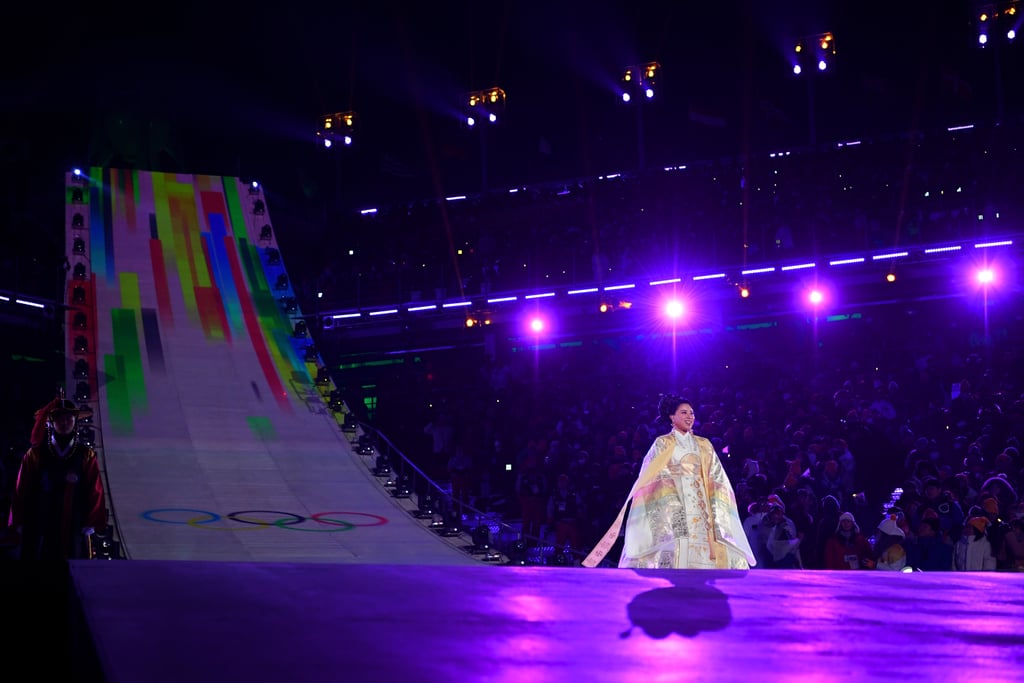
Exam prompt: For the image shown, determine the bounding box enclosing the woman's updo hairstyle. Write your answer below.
[658,394,687,423]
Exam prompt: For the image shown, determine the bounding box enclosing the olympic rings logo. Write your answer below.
[141,508,389,533]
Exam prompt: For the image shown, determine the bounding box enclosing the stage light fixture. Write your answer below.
[280,296,298,313]
[620,61,660,101]
[470,525,492,552]
[293,320,308,337]
[72,213,84,228]
[317,111,358,147]
[393,475,412,499]
[439,509,462,536]
[415,491,436,519]
[464,88,506,127]
[260,224,273,241]
[72,286,86,304]
[792,31,836,75]
[74,359,89,379]
[329,389,344,412]
[74,335,88,353]
[73,263,87,279]
[73,237,85,254]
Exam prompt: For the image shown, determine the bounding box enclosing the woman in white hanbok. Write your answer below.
[584,395,755,569]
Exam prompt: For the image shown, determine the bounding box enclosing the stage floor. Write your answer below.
[68,560,1024,682]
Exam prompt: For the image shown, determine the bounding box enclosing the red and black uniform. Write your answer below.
[9,437,106,560]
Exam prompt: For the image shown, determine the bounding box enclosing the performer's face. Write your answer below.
[51,412,77,436]
[670,403,695,433]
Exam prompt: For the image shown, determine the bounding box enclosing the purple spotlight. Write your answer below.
[808,289,824,305]
[665,300,685,319]
[621,92,631,103]
[488,112,497,123]
[73,168,82,176]
[645,88,654,99]
[467,116,476,127]
[817,59,827,71]
[529,317,545,333]
[793,64,802,75]
[979,33,988,45]
[343,135,353,145]
[1008,29,1016,41]
[976,268,995,285]
[323,138,332,148]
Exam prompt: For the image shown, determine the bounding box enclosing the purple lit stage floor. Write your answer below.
[70,561,1024,682]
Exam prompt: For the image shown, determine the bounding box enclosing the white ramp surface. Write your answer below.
[69,168,474,565]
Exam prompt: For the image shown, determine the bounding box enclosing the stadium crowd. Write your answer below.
[354,292,1024,569]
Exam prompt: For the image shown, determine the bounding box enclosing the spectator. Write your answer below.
[906,516,954,571]
[1002,518,1024,571]
[515,451,547,544]
[873,516,907,571]
[547,473,583,551]
[824,511,873,570]
[953,517,997,571]
[763,497,802,568]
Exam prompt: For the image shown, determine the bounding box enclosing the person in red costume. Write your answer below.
[8,397,106,560]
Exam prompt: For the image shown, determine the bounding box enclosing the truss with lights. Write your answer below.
[318,234,1019,342]
[317,111,358,148]
[465,88,506,127]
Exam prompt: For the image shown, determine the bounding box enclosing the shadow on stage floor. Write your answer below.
[9,559,1024,683]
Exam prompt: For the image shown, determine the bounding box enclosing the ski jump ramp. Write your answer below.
[63,168,475,565]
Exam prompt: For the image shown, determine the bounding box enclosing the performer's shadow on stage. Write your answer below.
[620,570,746,639]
